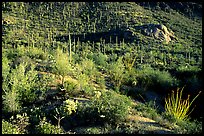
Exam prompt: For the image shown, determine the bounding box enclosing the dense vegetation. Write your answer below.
[2,2,202,134]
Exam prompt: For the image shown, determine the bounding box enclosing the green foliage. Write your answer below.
[3,90,21,113]
[123,52,137,71]
[61,99,78,116]
[63,80,79,96]
[3,61,51,112]
[165,87,201,121]
[77,90,132,125]
[26,46,48,60]
[76,72,90,91]
[80,58,98,80]
[36,117,64,134]
[2,113,30,134]
[135,101,160,120]
[174,119,202,134]
[108,57,125,90]
[2,2,202,134]
[9,63,38,103]
[136,67,179,93]
[2,56,11,92]
[10,113,30,134]
[92,52,108,68]
[2,120,20,134]
[53,47,73,86]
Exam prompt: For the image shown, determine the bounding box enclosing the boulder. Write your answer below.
[135,24,176,44]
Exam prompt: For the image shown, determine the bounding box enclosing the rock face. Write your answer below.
[135,24,177,44]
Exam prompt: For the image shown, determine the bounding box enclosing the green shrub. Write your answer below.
[3,62,50,110]
[76,72,90,92]
[136,67,178,93]
[9,63,38,104]
[77,90,132,125]
[2,120,20,134]
[2,56,11,93]
[63,80,79,96]
[80,58,98,80]
[61,99,78,117]
[92,52,108,68]
[10,113,30,134]
[134,101,160,120]
[108,57,125,91]
[3,90,21,113]
[53,47,73,86]
[174,119,202,134]
[36,117,64,134]
[123,52,137,71]
[26,46,48,60]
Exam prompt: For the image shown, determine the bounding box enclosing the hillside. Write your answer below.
[2,2,202,134]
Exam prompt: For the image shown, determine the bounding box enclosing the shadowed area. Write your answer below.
[55,28,139,44]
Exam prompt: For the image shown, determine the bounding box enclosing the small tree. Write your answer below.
[53,48,73,86]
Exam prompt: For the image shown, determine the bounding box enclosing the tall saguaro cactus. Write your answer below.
[69,32,72,63]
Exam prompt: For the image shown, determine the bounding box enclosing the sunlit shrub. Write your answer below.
[174,119,202,134]
[26,46,48,60]
[53,47,73,86]
[2,120,20,134]
[36,117,64,134]
[3,90,21,113]
[108,57,125,91]
[77,90,132,125]
[10,113,30,134]
[80,58,98,80]
[62,99,78,116]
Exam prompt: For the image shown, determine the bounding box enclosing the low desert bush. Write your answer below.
[77,90,132,125]
[108,57,126,91]
[26,46,48,60]
[2,120,20,134]
[174,119,202,134]
[136,66,179,93]
[91,52,108,68]
[36,117,64,134]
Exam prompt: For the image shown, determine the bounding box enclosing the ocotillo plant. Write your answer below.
[165,87,201,121]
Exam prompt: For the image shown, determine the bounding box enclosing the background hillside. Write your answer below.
[2,2,202,134]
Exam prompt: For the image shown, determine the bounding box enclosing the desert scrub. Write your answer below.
[9,113,30,134]
[108,57,126,91]
[62,99,78,116]
[91,52,108,68]
[173,118,202,134]
[36,117,64,134]
[53,47,73,86]
[80,58,98,81]
[136,66,179,93]
[2,120,20,134]
[77,90,132,125]
[3,62,52,111]
[165,87,201,122]
[134,101,160,120]
[26,46,48,60]
[2,89,21,113]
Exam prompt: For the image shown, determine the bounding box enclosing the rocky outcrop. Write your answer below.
[135,24,177,44]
